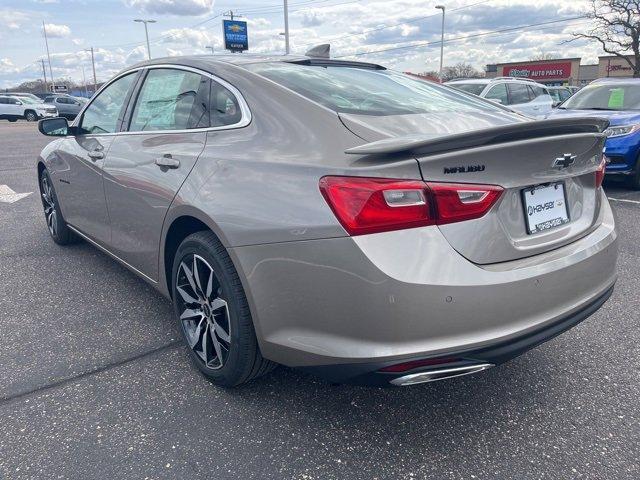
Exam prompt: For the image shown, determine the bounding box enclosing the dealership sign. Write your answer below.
[223,20,248,52]
[504,62,572,80]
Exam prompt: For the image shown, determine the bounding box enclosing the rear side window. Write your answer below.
[129,68,210,132]
[210,82,242,127]
[508,83,531,104]
[246,62,503,116]
[0,98,7,104]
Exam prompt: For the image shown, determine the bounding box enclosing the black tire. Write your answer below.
[628,157,640,190]
[39,169,78,245]
[172,231,276,387]
[24,110,38,122]
[8,118,17,122]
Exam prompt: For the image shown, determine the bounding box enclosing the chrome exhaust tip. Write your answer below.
[389,362,494,386]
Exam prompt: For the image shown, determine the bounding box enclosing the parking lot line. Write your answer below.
[608,196,640,205]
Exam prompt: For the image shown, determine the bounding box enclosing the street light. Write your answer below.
[283,0,290,55]
[205,46,214,55]
[134,18,156,60]
[435,5,445,82]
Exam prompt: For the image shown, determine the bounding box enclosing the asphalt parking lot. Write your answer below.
[0,120,638,480]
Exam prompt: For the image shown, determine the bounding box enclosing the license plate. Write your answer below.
[522,182,570,234]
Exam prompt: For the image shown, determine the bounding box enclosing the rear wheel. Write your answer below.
[172,231,276,387]
[8,117,17,122]
[39,169,77,245]
[24,110,38,122]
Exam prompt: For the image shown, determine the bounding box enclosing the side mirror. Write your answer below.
[38,117,70,137]
[15,101,23,105]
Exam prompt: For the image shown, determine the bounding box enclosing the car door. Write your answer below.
[54,72,139,244]
[103,67,212,280]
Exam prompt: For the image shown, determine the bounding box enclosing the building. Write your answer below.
[486,58,582,86]
[485,55,638,86]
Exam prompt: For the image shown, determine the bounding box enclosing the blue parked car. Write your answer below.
[547,78,640,189]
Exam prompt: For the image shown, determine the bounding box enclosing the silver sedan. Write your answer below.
[36,55,617,387]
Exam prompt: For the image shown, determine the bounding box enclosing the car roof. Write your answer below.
[590,77,640,84]
[446,79,490,84]
[126,54,386,75]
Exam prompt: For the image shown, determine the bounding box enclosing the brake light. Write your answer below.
[319,176,503,236]
[596,156,607,188]
[428,182,504,225]
[319,177,433,235]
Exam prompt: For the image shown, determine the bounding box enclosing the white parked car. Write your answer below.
[445,77,554,118]
[0,95,58,122]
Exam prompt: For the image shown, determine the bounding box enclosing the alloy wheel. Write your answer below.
[26,112,37,122]
[41,175,57,237]
[176,254,231,370]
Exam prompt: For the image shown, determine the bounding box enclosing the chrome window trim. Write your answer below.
[72,63,252,136]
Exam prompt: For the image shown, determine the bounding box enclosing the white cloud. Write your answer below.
[43,23,71,38]
[124,0,214,16]
[0,9,32,31]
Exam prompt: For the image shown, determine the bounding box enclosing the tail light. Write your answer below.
[319,176,503,236]
[596,156,607,188]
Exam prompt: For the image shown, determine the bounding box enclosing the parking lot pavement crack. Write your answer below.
[0,340,182,407]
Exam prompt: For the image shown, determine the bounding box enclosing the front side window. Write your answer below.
[80,73,137,134]
[246,62,503,116]
[484,83,509,105]
[129,68,210,132]
[508,83,531,104]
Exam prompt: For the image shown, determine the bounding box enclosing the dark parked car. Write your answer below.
[35,55,617,387]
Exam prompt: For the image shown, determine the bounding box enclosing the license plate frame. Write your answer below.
[521,181,571,235]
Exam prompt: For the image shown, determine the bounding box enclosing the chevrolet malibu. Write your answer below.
[36,55,618,387]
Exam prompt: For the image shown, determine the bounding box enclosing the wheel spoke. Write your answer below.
[201,323,210,364]
[193,256,204,295]
[180,308,202,320]
[210,327,224,365]
[210,297,227,311]
[176,285,198,305]
[205,268,214,299]
[180,261,200,299]
[214,322,230,343]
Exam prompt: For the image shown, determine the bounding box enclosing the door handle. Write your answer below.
[155,155,180,169]
[87,150,104,160]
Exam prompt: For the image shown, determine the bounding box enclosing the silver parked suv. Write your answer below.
[446,77,554,117]
[36,55,617,387]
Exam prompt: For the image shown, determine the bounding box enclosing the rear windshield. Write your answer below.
[560,83,640,111]
[245,62,503,116]
[448,83,487,96]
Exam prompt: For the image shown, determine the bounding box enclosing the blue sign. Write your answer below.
[223,20,248,52]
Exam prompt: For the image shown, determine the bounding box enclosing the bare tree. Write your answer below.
[529,52,556,61]
[571,0,640,77]
[441,62,484,82]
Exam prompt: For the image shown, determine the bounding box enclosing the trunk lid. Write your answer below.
[343,114,608,264]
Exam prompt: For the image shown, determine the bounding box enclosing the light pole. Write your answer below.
[134,19,156,60]
[85,47,97,94]
[283,0,290,55]
[435,5,445,82]
[205,46,214,55]
[42,21,56,92]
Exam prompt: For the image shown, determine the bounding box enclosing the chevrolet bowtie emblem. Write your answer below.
[553,153,577,169]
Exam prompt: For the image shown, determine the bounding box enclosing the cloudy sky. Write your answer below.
[0,0,604,89]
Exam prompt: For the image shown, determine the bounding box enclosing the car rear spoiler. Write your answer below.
[344,117,609,157]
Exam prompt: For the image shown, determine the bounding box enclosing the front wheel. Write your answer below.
[39,169,77,245]
[172,231,276,387]
[24,111,38,122]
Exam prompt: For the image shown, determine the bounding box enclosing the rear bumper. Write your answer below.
[231,193,617,376]
[300,284,614,386]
